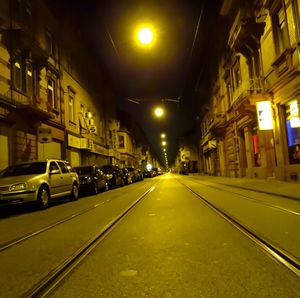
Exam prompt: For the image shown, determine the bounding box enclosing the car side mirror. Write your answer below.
[50,169,60,175]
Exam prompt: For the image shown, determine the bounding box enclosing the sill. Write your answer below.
[69,120,77,126]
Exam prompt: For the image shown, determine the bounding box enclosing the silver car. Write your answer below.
[0,159,79,209]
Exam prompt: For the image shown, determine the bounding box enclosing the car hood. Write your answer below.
[0,174,45,186]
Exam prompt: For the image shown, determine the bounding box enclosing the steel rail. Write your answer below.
[22,185,156,298]
[0,183,151,252]
[187,178,300,216]
[179,180,300,278]
[188,175,300,201]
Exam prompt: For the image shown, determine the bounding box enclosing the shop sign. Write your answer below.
[290,100,300,128]
[68,134,81,149]
[93,144,109,156]
[256,101,273,130]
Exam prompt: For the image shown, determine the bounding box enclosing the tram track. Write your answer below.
[179,180,300,278]
[188,175,300,202]
[0,183,154,253]
[21,185,156,297]
[5,177,298,297]
[187,178,300,216]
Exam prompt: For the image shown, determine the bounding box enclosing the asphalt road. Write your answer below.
[0,174,299,297]
[52,175,300,297]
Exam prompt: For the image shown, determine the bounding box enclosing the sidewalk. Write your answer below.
[187,173,300,201]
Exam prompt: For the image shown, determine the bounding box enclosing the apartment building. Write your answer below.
[199,0,300,181]
[0,0,118,169]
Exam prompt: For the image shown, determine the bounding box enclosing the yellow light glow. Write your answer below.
[256,101,273,130]
[161,133,166,138]
[162,141,167,146]
[138,28,153,44]
[154,107,164,117]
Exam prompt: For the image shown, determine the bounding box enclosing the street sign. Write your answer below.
[37,127,52,143]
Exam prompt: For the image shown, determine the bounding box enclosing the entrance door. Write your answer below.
[239,130,247,177]
[265,130,277,177]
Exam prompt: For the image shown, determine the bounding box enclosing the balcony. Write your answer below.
[228,10,265,56]
[10,89,55,121]
[2,29,48,65]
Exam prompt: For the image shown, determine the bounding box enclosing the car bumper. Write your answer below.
[0,190,37,205]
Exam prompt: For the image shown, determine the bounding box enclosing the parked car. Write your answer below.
[137,170,144,181]
[75,166,108,194]
[143,170,155,178]
[121,168,133,185]
[100,165,125,188]
[126,167,140,182]
[0,159,79,209]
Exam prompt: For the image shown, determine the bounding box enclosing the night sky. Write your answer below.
[48,0,228,166]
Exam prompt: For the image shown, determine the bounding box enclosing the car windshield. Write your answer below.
[75,167,93,175]
[0,162,47,177]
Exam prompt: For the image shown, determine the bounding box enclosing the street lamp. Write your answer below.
[162,141,167,146]
[161,133,166,138]
[154,106,164,118]
[137,27,153,45]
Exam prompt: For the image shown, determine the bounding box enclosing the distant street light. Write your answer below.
[162,141,167,146]
[154,106,164,118]
[161,133,166,138]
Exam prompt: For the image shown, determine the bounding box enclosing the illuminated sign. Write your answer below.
[256,101,273,130]
[290,100,300,128]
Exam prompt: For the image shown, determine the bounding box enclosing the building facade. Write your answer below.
[199,0,300,182]
[0,0,120,169]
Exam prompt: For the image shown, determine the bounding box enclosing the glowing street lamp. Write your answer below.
[162,141,167,146]
[137,27,153,45]
[154,106,164,118]
[161,133,166,138]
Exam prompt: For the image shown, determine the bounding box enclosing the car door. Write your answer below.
[48,161,64,196]
[57,161,73,194]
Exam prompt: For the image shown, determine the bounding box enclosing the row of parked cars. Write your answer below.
[0,159,144,209]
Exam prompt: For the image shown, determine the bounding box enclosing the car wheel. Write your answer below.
[71,183,79,201]
[92,182,98,195]
[37,186,49,209]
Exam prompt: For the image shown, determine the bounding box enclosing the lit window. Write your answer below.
[47,79,56,109]
[13,58,22,90]
[285,100,300,164]
[26,61,33,97]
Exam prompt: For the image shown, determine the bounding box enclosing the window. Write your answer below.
[119,135,125,148]
[68,90,75,123]
[46,31,55,56]
[26,61,33,97]
[285,100,300,164]
[47,78,57,109]
[57,162,70,173]
[13,57,23,91]
[24,1,32,30]
[273,5,289,55]
[233,58,242,89]
[49,161,59,172]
